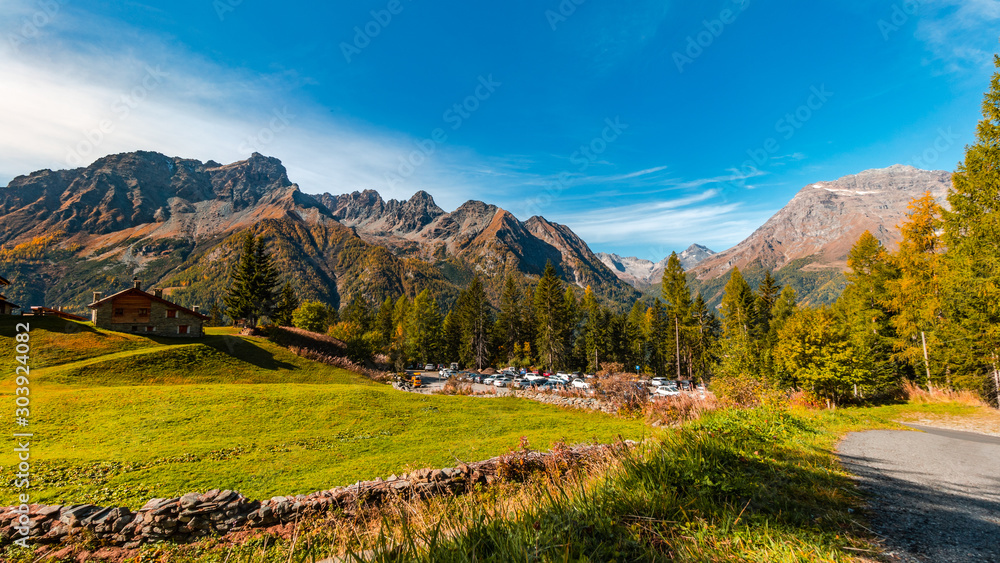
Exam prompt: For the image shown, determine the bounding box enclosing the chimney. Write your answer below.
[132,277,142,290]
[153,289,163,299]
[93,292,103,302]
[193,306,201,314]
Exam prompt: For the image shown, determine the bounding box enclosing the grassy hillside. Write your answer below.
[0,318,645,508]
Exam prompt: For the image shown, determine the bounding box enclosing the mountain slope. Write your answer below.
[688,165,951,306]
[693,165,951,280]
[0,152,636,314]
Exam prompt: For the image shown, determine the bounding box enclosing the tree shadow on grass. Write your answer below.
[199,334,297,371]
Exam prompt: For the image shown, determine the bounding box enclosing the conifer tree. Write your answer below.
[944,55,1000,405]
[837,231,900,398]
[458,276,492,369]
[224,232,279,327]
[534,261,568,371]
[661,252,693,380]
[626,300,648,373]
[271,281,299,327]
[718,268,757,379]
[494,275,523,361]
[889,194,946,385]
[405,289,442,365]
[690,293,720,383]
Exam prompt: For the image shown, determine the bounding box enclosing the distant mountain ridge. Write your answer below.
[597,244,716,288]
[687,165,952,307]
[692,165,951,280]
[0,151,637,313]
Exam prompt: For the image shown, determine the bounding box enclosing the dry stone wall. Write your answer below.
[0,442,634,548]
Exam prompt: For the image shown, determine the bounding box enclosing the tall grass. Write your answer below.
[901,380,986,406]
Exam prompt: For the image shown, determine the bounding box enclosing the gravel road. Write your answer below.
[838,424,1000,562]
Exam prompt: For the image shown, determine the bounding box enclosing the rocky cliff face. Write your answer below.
[316,188,637,302]
[691,165,952,280]
[0,151,636,311]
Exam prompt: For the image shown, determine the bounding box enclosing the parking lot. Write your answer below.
[395,368,705,399]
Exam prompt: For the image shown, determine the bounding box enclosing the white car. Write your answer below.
[439,368,456,377]
[571,378,591,390]
[424,364,435,371]
[654,384,680,397]
[493,376,513,387]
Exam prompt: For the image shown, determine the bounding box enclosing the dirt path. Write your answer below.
[838,424,1000,562]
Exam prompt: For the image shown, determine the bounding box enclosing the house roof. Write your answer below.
[88,287,209,320]
[29,306,87,321]
[0,295,19,310]
[0,276,9,286]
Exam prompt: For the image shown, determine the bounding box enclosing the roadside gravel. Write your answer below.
[838,424,1000,562]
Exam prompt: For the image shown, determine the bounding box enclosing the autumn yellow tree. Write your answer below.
[887,193,946,387]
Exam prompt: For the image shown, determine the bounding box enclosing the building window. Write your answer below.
[167,309,177,319]
[146,326,155,332]
[178,325,189,335]
[114,308,124,317]
[131,326,138,332]
[138,308,150,316]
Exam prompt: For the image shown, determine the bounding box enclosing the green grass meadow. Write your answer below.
[0,317,646,508]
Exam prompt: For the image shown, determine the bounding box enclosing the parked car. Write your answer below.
[423,364,435,371]
[571,378,591,390]
[493,376,513,387]
[653,384,680,397]
[525,373,546,382]
[511,377,526,388]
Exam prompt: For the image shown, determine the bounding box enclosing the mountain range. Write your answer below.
[0,151,637,313]
[599,165,951,306]
[596,244,716,288]
[0,153,952,315]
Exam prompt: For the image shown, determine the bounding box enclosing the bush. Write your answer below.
[292,301,330,333]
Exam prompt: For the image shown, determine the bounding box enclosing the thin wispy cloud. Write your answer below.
[0,2,490,209]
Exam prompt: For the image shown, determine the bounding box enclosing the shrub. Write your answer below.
[292,301,330,333]
[645,392,720,426]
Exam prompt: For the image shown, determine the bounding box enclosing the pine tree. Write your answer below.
[838,231,900,398]
[208,302,225,327]
[442,310,462,365]
[405,289,442,365]
[581,286,605,372]
[944,55,1000,405]
[690,293,720,383]
[626,300,648,373]
[494,275,523,362]
[661,252,693,380]
[458,276,492,369]
[888,193,946,386]
[563,286,580,370]
[534,262,568,371]
[718,268,757,379]
[375,296,395,348]
[271,281,299,327]
[224,233,257,325]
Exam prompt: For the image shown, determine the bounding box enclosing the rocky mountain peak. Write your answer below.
[692,166,952,281]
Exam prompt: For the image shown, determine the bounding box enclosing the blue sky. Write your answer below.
[2,0,998,260]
